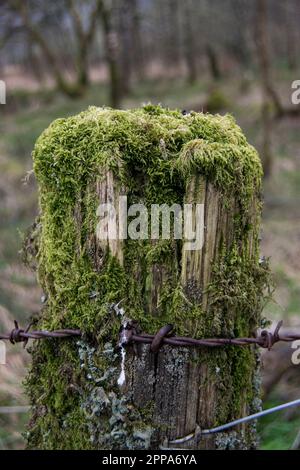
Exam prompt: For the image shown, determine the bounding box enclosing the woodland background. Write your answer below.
[0,0,300,449]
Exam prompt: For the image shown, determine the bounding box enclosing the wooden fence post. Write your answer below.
[26,106,269,450]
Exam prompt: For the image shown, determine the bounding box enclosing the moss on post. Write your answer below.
[25,105,270,449]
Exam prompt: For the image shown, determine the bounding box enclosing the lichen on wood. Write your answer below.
[25,105,270,449]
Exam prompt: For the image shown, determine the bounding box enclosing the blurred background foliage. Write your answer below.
[0,0,300,449]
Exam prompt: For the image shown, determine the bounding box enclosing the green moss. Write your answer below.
[25,105,269,449]
[25,339,93,449]
[32,105,263,330]
[176,139,262,211]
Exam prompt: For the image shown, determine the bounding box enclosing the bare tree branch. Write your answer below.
[13,0,101,97]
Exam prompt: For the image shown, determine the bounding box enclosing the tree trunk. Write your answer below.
[25,36,45,84]
[116,0,132,96]
[206,45,221,81]
[130,0,145,81]
[182,0,197,84]
[255,0,274,178]
[283,0,297,71]
[26,107,268,450]
[254,0,300,126]
[99,0,122,108]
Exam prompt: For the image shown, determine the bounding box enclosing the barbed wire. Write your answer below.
[1,319,300,352]
[1,319,300,447]
[120,320,300,352]
[0,320,81,348]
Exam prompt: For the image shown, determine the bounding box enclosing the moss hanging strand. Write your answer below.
[25,105,270,449]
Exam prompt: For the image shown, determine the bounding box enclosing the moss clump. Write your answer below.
[31,105,263,333]
[26,105,269,449]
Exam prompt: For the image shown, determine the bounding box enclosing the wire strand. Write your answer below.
[169,398,300,445]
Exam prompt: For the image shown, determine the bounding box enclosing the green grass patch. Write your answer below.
[259,398,300,450]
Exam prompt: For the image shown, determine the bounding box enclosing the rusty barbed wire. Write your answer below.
[1,319,300,352]
[0,320,81,348]
[120,320,300,352]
